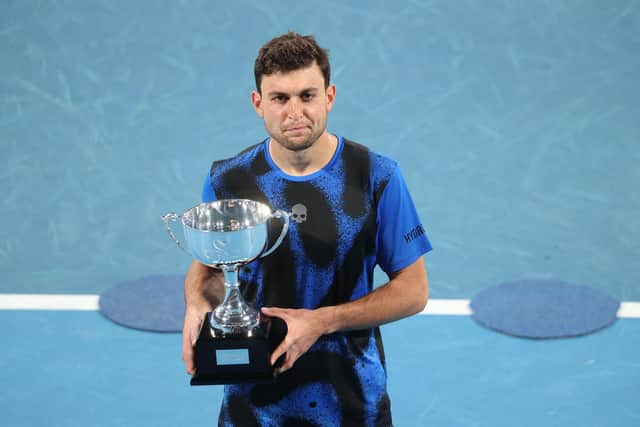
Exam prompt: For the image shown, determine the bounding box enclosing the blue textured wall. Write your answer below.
[1,1,638,299]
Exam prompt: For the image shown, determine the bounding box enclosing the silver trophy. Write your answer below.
[162,199,290,385]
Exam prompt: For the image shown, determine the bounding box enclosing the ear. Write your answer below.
[325,84,336,112]
[251,90,264,118]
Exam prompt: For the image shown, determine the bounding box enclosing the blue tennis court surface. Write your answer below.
[2,312,639,426]
[1,1,639,426]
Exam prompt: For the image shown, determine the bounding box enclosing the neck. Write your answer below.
[269,132,337,176]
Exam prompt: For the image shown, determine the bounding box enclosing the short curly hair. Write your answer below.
[254,32,330,93]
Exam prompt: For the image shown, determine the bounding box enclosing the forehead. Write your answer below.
[260,63,325,93]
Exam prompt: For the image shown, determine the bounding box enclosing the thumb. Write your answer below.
[261,306,287,318]
[261,306,276,315]
[184,311,204,349]
[192,315,205,345]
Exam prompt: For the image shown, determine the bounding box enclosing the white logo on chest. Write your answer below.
[291,204,308,224]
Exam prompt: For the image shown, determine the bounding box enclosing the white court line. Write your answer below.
[0,294,99,311]
[0,295,638,318]
[420,300,640,318]
[421,299,472,315]
[617,302,640,319]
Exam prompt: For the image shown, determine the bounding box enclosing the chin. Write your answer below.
[275,136,316,152]
[287,140,315,152]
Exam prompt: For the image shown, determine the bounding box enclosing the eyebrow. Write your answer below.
[266,87,319,97]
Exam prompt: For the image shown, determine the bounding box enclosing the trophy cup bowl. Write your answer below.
[162,199,290,385]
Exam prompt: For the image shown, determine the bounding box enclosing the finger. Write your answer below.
[182,337,196,375]
[270,338,289,366]
[261,306,287,319]
[277,350,298,375]
[182,316,203,375]
[182,337,197,374]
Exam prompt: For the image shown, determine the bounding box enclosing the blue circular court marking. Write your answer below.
[99,275,185,332]
[470,279,620,339]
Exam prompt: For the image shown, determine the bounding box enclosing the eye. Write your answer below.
[301,93,315,101]
[272,95,287,104]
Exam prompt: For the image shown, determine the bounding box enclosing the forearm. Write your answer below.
[322,281,427,334]
[321,258,429,334]
[184,260,225,312]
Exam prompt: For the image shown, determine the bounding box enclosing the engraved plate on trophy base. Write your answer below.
[190,312,285,386]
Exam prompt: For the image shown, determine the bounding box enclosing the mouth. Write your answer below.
[285,124,309,132]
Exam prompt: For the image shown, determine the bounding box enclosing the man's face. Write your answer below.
[251,63,336,152]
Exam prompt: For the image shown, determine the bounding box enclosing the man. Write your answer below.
[182,32,432,426]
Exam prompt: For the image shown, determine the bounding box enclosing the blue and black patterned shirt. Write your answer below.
[202,135,432,427]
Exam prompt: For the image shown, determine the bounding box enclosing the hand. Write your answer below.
[261,306,330,374]
[181,305,210,375]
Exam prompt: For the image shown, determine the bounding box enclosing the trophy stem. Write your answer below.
[222,269,238,286]
[210,266,259,334]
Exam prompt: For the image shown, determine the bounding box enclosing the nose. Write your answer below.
[286,98,303,119]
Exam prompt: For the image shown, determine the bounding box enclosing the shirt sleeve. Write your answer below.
[376,165,432,274]
[201,172,217,203]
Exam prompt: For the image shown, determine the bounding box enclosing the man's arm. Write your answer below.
[261,256,429,373]
[181,260,225,375]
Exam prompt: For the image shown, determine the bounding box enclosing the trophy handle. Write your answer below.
[261,209,290,258]
[161,212,191,256]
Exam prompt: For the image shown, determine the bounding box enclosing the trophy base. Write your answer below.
[190,312,286,386]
